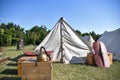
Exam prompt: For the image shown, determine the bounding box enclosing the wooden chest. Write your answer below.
[17,56,36,77]
[21,61,52,80]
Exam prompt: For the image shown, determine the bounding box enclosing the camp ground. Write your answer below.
[0,18,120,80]
[0,0,120,79]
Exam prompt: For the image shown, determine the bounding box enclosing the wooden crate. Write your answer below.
[21,61,52,80]
[17,56,36,77]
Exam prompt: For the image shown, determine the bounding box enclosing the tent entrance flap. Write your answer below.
[60,18,63,63]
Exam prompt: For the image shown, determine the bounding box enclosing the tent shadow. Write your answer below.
[0,57,9,63]
[9,54,24,62]
[0,69,17,75]
[70,56,87,64]
[7,62,17,66]
[0,77,21,80]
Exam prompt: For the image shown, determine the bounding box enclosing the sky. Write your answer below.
[0,0,120,34]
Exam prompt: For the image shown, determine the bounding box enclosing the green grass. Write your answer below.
[0,46,120,80]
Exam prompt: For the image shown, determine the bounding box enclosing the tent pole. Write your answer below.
[60,17,63,63]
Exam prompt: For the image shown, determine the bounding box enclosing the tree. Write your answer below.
[7,35,12,46]
[90,31,101,41]
[0,23,7,29]
[0,22,25,46]
[25,25,48,45]
[75,30,82,36]
[0,29,4,35]
[82,32,89,37]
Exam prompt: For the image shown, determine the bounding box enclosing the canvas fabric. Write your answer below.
[82,35,95,48]
[98,28,120,60]
[34,18,91,63]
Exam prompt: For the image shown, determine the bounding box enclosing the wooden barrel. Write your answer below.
[87,53,94,65]
[87,53,112,65]
[108,53,113,65]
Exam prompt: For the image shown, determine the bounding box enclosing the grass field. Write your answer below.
[0,46,120,80]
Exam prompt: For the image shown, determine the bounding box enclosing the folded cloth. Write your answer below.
[93,41,110,67]
[24,51,37,56]
[24,51,53,56]
[93,41,104,67]
[100,42,110,67]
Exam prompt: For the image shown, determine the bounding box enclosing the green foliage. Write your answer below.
[0,22,101,46]
[6,35,12,46]
[0,23,7,29]
[25,25,48,45]
[0,23,26,46]
[0,29,4,35]
[75,30,101,41]
[0,23,48,46]
[75,30,82,36]
[0,34,4,47]
[82,32,89,37]
[90,31,101,41]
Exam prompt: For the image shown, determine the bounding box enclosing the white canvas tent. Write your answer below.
[98,28,120,60]
[34,17,91,63]
[82,35,95,48]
